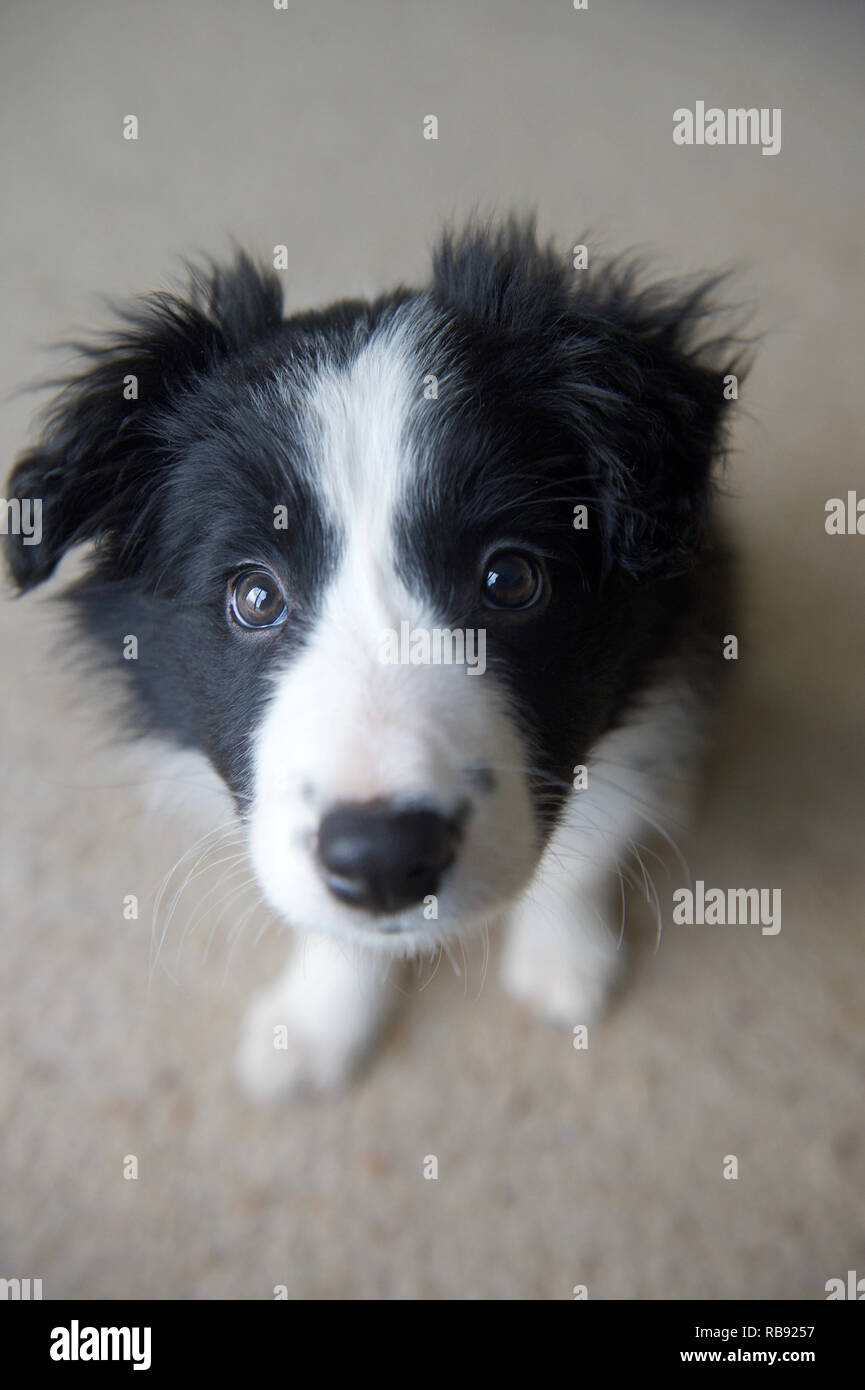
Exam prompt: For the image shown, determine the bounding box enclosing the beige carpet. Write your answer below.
[1,0,863,1300]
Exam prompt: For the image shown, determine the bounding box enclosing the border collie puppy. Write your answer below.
[4,220,739,1099]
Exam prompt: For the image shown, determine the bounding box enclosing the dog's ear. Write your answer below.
[557,265,746,580]
[4,253,283,591]
[432,218,747,579]
[432,215,569,337]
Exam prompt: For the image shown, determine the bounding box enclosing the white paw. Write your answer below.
[234,939,394,1102]
[500,934,622,1028]
[234,994,364,1102]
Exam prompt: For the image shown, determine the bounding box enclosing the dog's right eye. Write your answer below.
[482,550,545,611]
[228,569,287,629]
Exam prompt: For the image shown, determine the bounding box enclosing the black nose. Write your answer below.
[316,802,458,914]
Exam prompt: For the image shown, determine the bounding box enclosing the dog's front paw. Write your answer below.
[234,939,393,1102]
[500,913,622,1029]
[501,944,619,1027]
[235,994,363,1102]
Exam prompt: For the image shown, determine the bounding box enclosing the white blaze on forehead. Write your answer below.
[301,316,419,565]
[274,314,441,800]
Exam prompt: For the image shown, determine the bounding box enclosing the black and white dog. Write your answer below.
[4,220,739,1098]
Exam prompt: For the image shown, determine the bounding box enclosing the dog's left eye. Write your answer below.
[229,568,287,629]
[482,551,545,610]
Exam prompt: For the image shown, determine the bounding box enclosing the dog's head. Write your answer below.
[4,220,736,951]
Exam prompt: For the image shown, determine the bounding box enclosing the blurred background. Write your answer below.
[1,0,863,1299]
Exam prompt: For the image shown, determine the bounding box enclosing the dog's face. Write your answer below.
[5,223,730,952]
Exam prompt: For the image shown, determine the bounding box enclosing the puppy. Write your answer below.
[4,220,739,1098]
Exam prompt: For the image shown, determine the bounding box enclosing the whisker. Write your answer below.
[158,838,247,955]
[149,820,243,980]
[201,875,261,965]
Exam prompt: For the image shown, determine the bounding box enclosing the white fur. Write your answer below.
[235,933,396,1100]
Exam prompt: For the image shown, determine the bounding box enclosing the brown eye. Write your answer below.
[482,551,545,610]
[229,569,287,629]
